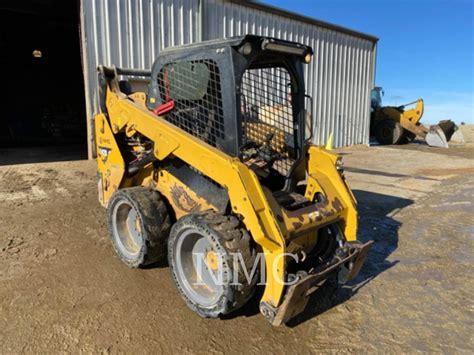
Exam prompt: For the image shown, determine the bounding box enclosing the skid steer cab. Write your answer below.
[94,35,372,326]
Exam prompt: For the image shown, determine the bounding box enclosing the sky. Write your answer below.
[263,0,474,124]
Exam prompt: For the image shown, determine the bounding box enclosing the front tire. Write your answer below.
[374,119,404,145]
[107,187,171,268]
[400,131,416,144]
[168,211,257,318]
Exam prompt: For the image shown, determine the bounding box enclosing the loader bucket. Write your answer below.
[450,129,465,144]
[425,120,462,148]
[426,126,449,148]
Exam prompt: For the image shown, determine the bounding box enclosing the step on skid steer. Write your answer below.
[370,87,463,148]
[94,35,372,326]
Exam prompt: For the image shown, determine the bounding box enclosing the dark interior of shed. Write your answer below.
[0,0,86,164]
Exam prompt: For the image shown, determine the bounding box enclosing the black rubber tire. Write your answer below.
[107,187,171,268]
[168,211,257,318]
[374,119,404,145]
[400,131,416,144]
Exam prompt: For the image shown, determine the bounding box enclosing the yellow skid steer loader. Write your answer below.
[94,35,372,326]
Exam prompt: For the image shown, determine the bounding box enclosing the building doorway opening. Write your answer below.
[0,0,87,165]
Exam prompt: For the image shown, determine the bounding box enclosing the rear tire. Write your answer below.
[107,187,171,268]
[168,211,257,318]
[374,119,404,145]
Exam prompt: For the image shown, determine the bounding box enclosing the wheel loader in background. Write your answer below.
[370,86,462,148]
[94,35,372,326]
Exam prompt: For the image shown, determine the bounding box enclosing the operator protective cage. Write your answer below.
[146,35,313,177]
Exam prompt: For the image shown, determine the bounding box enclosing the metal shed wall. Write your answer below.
[80,0,377,158]
[203,0,377,148]
[80,0,201,158]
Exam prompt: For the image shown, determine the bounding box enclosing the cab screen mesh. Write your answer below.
[241,66,296,175]
[156,59,224,148]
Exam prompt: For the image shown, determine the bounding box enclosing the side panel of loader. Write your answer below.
[372,99,428,144]
[95,113,125,206]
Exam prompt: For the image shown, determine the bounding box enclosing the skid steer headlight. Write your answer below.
[336,159,344,173]
[261,39,307,57]
[241,42,253,56]
[304,53,312,63]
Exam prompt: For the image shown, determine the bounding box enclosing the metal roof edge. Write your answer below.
[225,0,379,43]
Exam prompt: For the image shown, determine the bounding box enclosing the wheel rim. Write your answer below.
[112,200,142,259]
[173,228,224,308]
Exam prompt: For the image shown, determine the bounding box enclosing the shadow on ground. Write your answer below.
[0,144,87,166]
[154,189,414,326]
[286,189,414,327]
[344,166,438,181]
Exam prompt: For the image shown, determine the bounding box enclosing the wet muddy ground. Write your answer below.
[0,130,473,352]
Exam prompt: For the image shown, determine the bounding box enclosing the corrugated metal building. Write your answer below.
[80,0,378,158]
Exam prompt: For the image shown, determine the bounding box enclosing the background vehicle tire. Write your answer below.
[400,131,416,144]
[107,187,171,268]
[374,119,404,145]
[168,211,257,318]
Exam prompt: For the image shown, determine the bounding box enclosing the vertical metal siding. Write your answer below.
[80,0,200,157]
[202,0,376,147]
[81,0,376,157]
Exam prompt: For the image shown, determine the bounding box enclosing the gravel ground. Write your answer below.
[0,132,473,353]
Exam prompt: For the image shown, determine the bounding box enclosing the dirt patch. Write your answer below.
[390,144,474,159]
[417,167,474,176]
[0,146,473,352]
